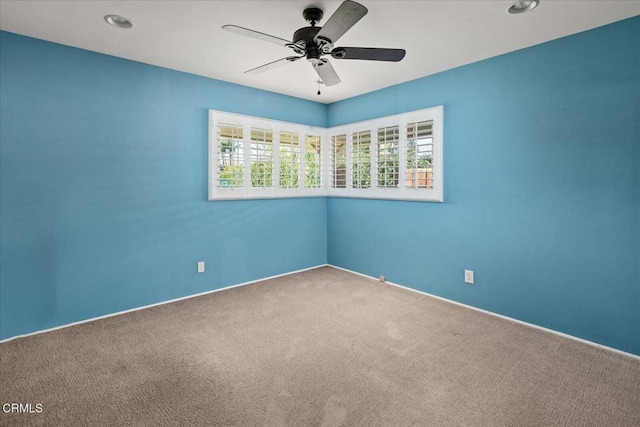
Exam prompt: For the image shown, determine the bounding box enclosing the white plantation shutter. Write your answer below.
[377,126,400,188]
[352,130,371,189]
[217,124,244,188]
[331,135,347,188]
[250,128,273,188]
[305,135,322,189]
[279,131,300,189]
[406,120,434,189]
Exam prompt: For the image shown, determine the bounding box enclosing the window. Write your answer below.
[406,120,433,189]
[352,131,371,189]
[327,106,443,202]
[331,135,347,189]
[209,111,325,200]
[279,131,300,189]
[209,106,443,201]
[250,128,273,188]
[217,124,244,188]
[305,135,322,189]
[377,126,400,188]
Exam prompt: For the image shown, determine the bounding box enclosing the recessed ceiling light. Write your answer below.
[508,0,540,14]
[104,14,133,29]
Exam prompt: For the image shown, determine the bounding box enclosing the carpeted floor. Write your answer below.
[1,266,639,426]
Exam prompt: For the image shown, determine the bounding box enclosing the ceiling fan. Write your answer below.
[222,0,406,88]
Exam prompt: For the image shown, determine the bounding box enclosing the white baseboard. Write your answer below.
[328,264,640,361]
[0,264,329,344]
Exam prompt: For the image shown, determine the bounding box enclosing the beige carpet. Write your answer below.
[1,266,639,426]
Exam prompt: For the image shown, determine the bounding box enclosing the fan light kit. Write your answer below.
[104,14,133,29]
[508,0,540,14]
[222,0,405,91]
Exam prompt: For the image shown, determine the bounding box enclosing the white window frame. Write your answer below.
[208,106,443,202]
[326,106,443,202]
[209,111,326,200]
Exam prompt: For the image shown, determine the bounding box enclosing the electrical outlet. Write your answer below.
[464,270,474,284]
[197,261,205,273]
[379,275,386,282]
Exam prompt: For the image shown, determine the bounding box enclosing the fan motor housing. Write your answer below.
[293,26,322,60]
[293,26,321,45]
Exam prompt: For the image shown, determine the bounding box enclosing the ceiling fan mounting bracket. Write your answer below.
[302,8,324,26]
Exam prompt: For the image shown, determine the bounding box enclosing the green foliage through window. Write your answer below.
[352,131,371,189]
[280,132,300,189]
[305,135,322,189]
[218,125,244,188]
[250,128,273,188]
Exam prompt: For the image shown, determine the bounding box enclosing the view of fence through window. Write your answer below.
[406,120,434,189]
[250,128,273,188]
[218,124,244,188]
[305,135,322,189]
[331,135,347,188]
[279,131,300,189]
[377,126,400,188]
[352,131,371,189]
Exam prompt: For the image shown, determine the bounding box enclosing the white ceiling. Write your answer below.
[1,1,639,103]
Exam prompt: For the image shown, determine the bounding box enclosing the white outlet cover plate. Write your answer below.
[197,261,205,273]
[464,270,474,284]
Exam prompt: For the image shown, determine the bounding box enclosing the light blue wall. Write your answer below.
[2,16,639,355]
[0,32,328,340]
[327,17,639,355]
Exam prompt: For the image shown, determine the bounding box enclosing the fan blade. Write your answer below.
[331,47,406,62]
[314,0,368,45]
[222,24,291,47]
[246,56,303,75]
[312,59,341,86]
